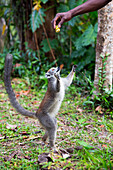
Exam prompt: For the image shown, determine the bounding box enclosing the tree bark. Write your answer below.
[94,1,113,94]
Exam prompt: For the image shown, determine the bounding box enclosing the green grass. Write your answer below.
[0,79,113,169]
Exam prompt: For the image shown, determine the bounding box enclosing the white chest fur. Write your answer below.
[49,78,65,117]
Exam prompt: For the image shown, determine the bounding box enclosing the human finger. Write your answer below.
[51,14,61,29]
[58,17,65,28]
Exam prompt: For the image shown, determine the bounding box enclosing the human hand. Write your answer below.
[51,11,72,29]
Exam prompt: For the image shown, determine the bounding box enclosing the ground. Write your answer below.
[0,78,113,170]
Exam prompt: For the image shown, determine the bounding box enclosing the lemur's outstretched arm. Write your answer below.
[62,65,76,89]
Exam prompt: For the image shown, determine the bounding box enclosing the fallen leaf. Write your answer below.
[27,135,40,140]
[38,153,53,164]
[4,151,17,161]
[95,105,103,114]
[0,93,5,98]
[2,116,6,118]
[57,127,63,131]
[34,131,41,134]
[75,146,83,150]
[10,108,14,111]
[0,119,7,122]
[0,136,4,140]
[24,155,31,160]
[33,100,39,104]
[6,123,17,130]
[16,94,20,98]
[20,90,30,95]
[23,136,29,139]
[102,144,107,148]
[66,147,74,153]
[100,124,104,128]
[62,153,71,159]
[20,131,29,135]
[13,63,22,68]
[76,107,83,113]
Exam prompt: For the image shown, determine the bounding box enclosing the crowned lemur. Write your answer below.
[4,54,76,149]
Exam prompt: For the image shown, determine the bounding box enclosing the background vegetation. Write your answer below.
[0,0,113,169]
[0,0,97,83]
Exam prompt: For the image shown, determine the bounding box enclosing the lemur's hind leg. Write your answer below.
[38,113,56,148]
[42,131,48,142]
[42,118,57,143]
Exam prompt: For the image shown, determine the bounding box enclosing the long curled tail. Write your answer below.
[4,54,36,119]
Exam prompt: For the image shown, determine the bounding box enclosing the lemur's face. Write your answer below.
[45,67,60,79]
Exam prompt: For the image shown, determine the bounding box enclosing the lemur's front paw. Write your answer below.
[72,65,77,72]
[54,73,60,80]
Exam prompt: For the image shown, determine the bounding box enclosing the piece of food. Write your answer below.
[55,25,60,33]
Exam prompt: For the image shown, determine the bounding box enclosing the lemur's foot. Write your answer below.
[72,65,77,72]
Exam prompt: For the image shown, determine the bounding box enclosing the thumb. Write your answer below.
[58,17,65,28]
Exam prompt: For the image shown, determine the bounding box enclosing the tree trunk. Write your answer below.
[94,1,113,94]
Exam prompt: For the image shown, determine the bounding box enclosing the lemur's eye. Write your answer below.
[45,73,51,78]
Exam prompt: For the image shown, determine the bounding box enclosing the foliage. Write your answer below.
[0,0,97,82]
[30,8,46,32]
[74,23,98,49]
[40,38,58,53]
[0,41,55,89]
[0,41,21,77]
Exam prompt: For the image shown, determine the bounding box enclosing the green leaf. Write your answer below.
[41,0,48,3]
[82,24,97,46]
[41,39,58,52]
[30,8,46,32]
[74,35,83,50]
[94,22,98,33]
[57,4,69,13]
[74,24,97,50]
[71,48,86,58]
[68,17,76,27]
[68,0,77,9]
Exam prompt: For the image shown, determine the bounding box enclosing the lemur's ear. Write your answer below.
[60,64,64,70]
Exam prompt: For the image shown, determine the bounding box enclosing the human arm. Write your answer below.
[52,0,112,29]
